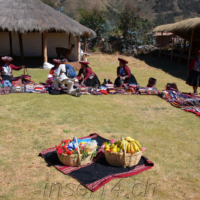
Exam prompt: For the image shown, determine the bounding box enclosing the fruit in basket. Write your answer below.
[117,137,142,153]
[112,148,117,153]
[125,137,135,142]
[110,143,115,149]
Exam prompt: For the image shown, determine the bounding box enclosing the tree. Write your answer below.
[118,3,143,54]
[42,0,56,9]
[79,8,108,38]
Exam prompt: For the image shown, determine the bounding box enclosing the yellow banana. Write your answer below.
[124,141,128,152]
[134,140,142,149]
[127,143,131,153]
[125,137,135,142]
[130,143,135,153]
[132,141,140,152]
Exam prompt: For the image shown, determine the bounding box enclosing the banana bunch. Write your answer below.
[118,137,142,153]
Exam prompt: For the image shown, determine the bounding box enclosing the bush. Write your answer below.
[92,47,98,52]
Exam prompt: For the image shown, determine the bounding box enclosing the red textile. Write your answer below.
[0,64,22,76]
[49,67,56,75]
[188,58,198,70]
[77,67,95,81]
[117,66,131,78]
[118,58,128,64]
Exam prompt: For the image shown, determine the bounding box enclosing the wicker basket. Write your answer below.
[57,137,96,167]
[104,138,142,168]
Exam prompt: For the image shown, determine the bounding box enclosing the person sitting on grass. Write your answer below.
[0,56,25,82]
[52,59,81,97]
[186,50,200,95]
[114,58,138,87]
[77,61,100,87]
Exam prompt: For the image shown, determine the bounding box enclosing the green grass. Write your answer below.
[0,53,200,200]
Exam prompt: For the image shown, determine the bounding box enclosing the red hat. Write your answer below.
[53,59,61,64]
[1,56,13,62]
[198,50,200,54]
[79,61,89,65]
[118,58,128,64]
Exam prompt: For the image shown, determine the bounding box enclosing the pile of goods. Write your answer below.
[103,137,145,168]
[56,137,98,167]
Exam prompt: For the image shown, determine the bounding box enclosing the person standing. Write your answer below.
[186,50,200,94]
[114,58,138,87]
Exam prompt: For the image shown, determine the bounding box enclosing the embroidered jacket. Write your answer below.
[77,67,95,81]
[117,65,131,78]
[0,64,22,76]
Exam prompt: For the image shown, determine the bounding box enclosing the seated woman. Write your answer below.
[77,61,100,87]
[0,56,24,82]
[114,58,138,87]
[186,50,200,95]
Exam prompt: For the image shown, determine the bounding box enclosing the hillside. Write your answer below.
[46,0,200,25]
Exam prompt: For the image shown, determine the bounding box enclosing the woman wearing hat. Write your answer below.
[114,58,138,87]
[49,59,61,76]
[0,56,25,82]
[77,61,100,87]
[186,50,200,94]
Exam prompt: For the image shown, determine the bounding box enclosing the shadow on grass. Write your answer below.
[136,51,189,81]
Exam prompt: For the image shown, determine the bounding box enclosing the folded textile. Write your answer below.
[39,133,154,192]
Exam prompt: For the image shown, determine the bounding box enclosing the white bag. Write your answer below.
[43,62,54,70]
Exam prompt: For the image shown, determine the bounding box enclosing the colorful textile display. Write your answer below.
[159,85,200,117]
[0,87,10,95]
[34,85,45,93]
[10,84,25,93]
[40,133,154,192]
[25,84,35,93]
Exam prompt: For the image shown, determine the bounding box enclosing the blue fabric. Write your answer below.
[67,138,91,151]
[197,60,200,67]
[65,64,77,78]
[2,80,12,87]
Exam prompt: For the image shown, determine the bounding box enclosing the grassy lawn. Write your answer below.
[0,53,200,200]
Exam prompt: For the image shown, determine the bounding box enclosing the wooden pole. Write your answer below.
[77,35,81,61]
[183,39,186,54]
[84,35,87,53]
[171,33,175,61]
[188,29,194,66]
[42,33,44,58]
[68,33,71,47]
[9,32,13,56]
[18,32,24,61]
[43,32,47,63]
[159,32,163,58]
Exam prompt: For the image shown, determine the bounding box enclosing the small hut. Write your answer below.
[0,0,96,62]
[154,32,173,47]
[153,18,200,65]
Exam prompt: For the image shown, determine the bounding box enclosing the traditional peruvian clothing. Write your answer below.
[114,58,138,87]
[186,58,200,87]
[0,57,22,82]
[77,61,100,87]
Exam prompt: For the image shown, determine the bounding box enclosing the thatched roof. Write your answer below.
[153,18,200,42]
[0,0,96,37]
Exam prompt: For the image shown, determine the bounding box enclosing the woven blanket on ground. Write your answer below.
[39,133,154,192]
[114,87,126,95]
[0,87,10,95]
[159,89,200,117]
